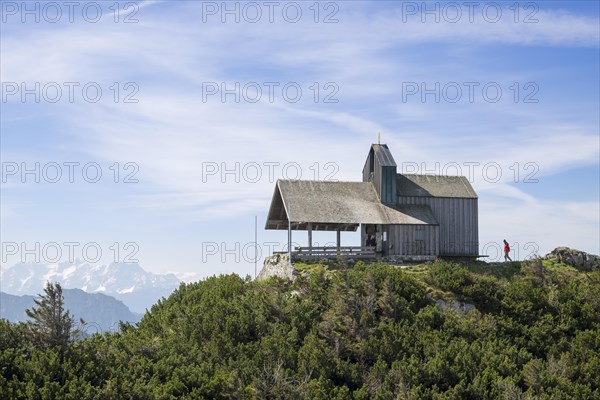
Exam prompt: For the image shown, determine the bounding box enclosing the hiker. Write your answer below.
[366,235,375,247]
[503,239,512,262]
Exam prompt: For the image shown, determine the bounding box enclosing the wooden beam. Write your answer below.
[308,223,313,256]
[266,221,359,232]
[288,219,292,261]
[268,219,291,225]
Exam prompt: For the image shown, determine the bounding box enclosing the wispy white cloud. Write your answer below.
[1,1,598,274]
[481,196,600,257]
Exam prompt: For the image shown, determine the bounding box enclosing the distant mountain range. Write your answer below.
[0,289,141,333]
[0,261,181,313]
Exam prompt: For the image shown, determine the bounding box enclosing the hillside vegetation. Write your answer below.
[1,258,599,399]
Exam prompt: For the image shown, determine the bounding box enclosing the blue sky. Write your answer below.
[1,0,599,280]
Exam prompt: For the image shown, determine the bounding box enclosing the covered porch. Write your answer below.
[267,218,375,261]
[265,180,437,262]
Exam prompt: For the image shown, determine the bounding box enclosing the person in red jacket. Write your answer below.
[503,239,512,262]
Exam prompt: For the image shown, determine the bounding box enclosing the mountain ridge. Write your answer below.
[0,261,180,313]
[0,288,141,333]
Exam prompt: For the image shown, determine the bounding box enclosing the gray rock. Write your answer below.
[435,298,476,315]
[256,253,296,281]
[544,247,600,270]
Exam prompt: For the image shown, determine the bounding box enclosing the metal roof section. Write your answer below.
[389,204,438,225]
[397,174,478,199]
[372,144,397,167]
[265,180,437,231]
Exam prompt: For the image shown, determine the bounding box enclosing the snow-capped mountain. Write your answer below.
[0,261,181,313]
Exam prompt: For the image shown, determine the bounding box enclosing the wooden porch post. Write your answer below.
[288,219,292,261]
[336,228,341,255]
[308,223,313,256]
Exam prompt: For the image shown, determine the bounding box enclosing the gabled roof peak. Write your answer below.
[370,143,397,168]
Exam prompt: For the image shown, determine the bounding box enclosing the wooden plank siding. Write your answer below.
[396,196,478,256]
[380,166,397,205]
[388,225,439,256]
[373,159,382,200]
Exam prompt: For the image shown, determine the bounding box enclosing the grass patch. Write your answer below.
[294,258,595,292]
[542,258,577,272]
[542,258,586,283]
[463,261,522,280]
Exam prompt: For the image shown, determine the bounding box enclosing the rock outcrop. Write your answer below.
[256,253,296,281]
[435,298,476,315]
[426,293,476,315]
[544,247,599,271]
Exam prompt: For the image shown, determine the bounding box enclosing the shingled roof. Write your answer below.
[265,180,437,231]
[397,174,477,198]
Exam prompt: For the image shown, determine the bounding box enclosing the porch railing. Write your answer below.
[291,246,376,260]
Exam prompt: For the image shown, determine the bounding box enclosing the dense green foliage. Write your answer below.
[1,260,599,399]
